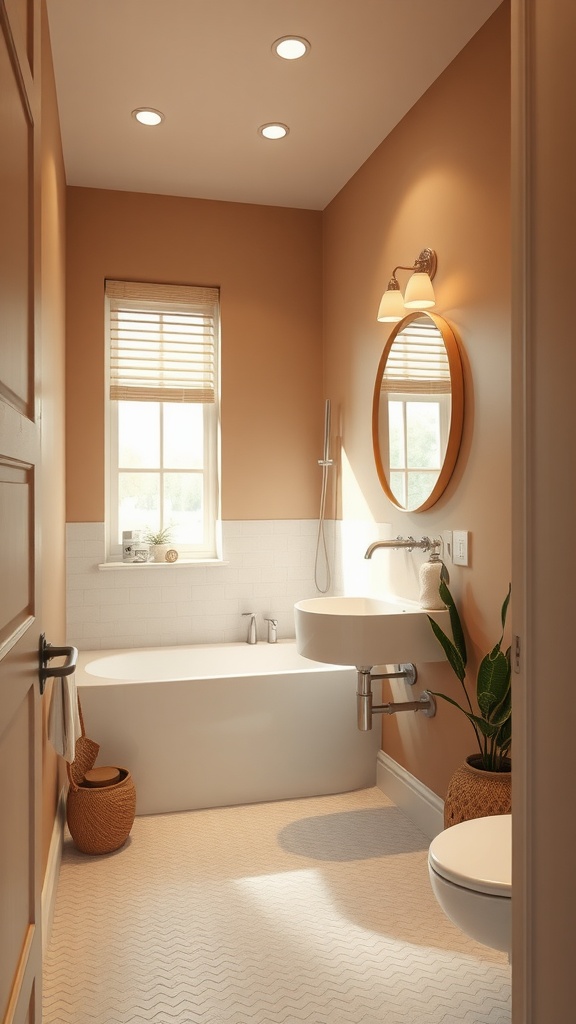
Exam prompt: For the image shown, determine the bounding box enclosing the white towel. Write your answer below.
[48,674,82,763]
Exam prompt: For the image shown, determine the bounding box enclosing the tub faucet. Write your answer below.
[364,536,440,558]
[264,617,278,644]
[242,612,258,644]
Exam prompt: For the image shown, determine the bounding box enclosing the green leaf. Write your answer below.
[501,583,512,632]
[477,646,510,719]
[428,690,469,716]
[477,690,500,717]
[429,693,495,735]
[438,580,467,666]
[498,716,512,755]
[490,684,511,727]
[427,615,466,682]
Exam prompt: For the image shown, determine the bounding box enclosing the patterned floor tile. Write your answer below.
[43,788,510,1023]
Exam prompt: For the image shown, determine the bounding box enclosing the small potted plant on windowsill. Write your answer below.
[144,526,173,563]
[427,579,512,827]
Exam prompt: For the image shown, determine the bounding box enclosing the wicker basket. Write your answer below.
[66,700,136,855]
[444,755,511,828]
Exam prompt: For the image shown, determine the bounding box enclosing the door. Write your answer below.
[0,0,42,1022]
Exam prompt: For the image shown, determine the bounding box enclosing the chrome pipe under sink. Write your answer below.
[356,665,436,730]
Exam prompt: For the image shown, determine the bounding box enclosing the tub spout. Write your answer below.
[242,612,258,644]
[264,617,278,643]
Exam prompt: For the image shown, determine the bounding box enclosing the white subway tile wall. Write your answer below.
[66,521,337,650]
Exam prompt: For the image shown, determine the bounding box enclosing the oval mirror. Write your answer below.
[372,311,464,512]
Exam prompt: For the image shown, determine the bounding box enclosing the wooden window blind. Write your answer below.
[106,280,219,403]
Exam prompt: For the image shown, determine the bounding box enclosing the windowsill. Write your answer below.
[98,558,229,570]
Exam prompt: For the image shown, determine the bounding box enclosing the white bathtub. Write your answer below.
[76,641,380,815]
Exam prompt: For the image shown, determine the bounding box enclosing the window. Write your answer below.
[105,280,220,560]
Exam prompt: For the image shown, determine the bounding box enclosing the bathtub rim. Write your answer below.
[75,638,355,685]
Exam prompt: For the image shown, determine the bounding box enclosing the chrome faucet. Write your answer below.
[264,617,278,643]
[242,612,257,644]
[364,536,440,558]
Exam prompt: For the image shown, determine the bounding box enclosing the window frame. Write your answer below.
[104,282,221,563]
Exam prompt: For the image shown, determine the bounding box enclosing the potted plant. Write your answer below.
[427,579,512,826]
[144,525,173,563]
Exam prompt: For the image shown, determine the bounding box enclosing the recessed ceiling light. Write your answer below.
[272,36,310,60]
[132,108,164,126]
[258,123,289,140]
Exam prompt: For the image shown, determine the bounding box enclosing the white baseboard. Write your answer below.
[376,750,444,840]
[42,787,66,954]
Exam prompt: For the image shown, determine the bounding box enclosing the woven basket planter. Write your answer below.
[66,699,136,855]
[444,754,511,828]
[67,768,136,855]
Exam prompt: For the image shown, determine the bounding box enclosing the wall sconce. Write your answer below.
[377,248,438,322]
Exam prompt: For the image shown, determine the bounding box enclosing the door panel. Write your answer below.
[0,698,33,1016]
[0,1,42,1022]
[0,10,33,414]
[0,460,33,647]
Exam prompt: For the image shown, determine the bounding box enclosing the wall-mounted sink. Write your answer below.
[294,595,449,668]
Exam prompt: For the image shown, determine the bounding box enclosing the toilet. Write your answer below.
[428,814,511,954]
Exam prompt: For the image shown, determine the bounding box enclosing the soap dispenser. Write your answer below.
[419,550,447,610]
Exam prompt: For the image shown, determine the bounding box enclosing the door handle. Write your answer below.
[39,633,78,696]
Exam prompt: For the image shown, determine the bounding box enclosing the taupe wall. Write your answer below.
[65,189,323,523]
[323,3,511,797]
[40,0,67,876]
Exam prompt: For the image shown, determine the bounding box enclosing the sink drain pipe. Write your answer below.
[356,665,436,731]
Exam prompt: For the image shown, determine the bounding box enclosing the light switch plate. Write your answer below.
[452,530,470,566]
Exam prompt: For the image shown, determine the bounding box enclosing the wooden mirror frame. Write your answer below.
[372,311,464,512]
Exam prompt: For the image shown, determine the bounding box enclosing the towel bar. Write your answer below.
[39,632,78,695]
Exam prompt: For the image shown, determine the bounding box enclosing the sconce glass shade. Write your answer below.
[377,288,406,322]
[403,272,436,309]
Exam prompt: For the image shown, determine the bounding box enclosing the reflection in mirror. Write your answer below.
[372,312,464,512]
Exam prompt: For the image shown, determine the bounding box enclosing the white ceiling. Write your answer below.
[46,0,503,211]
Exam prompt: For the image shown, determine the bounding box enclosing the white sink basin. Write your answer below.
[294,595,449,667]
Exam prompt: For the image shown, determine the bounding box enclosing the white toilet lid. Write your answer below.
[428,814,511,897]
